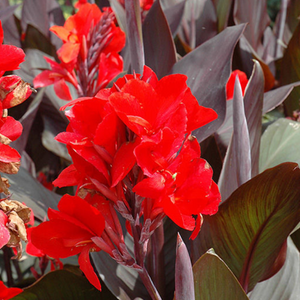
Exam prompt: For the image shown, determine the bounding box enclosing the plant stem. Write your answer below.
[137,267,162,300]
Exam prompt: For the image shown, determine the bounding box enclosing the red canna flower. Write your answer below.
[33,57,77,100]
[0,21,31,178]
[0,281,22,299]
[133,137,221,237]
[31,194,105,290]
[226,70,248,100]
[34,3,125,99]
[0,21,25,76]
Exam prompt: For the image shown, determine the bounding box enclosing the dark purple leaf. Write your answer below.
[216,82,300,153]
[218,76,251,201]
[192,162,300,293]
[0,4,19,23]
[172,24,246,142]
[195,0,218,47]
[146,224,165,298]
[163,0,185,36]
[3,167,60,221]
[175,234,195,300]
[280,21,300,116]
[233,0,270,54]
[273,0,300,58]
[143,0,176,79]
[24,24,57,58]
[0,0,21,47]
[125,0,144,74]
[21,0,60,36]
[244,60,264,177]
[263,82,300,113]
[11,89,44,154]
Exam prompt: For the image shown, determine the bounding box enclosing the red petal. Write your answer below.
[33,70,61,88]
[54,79,73,100]
[79,246,102,290]
[52,164,81,187]
[0,117,22,141]
[133,173,166,199]
[0,45,25,71]
[182,88,218,132]
[163,197,195,231]
[57,43,80,64]
[226,70,248,100]
[57,194,105,237]
[0,144,20,163]
[0,211,10,249]
[141,66,158,88]
[111,139,139,187]
[25,227,45,257]
[30,219,92,258]
[0,281,22,299]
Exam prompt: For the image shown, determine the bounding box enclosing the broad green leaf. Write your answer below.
[175,234,195,300]
[280,21,300,116]
[171,24,246,142]
[248,238,300,300]
[212,0,233,32]
[259,118,300,172]
[11,269,115,300]
[193,250,249,300]
[3,167,60,221]
[143,0,176,79]
[192,162,300,293]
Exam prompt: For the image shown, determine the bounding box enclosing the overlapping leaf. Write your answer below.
[192,162,300,292]
[143,0,176,79]
[171,24,246,142]
[193,250,249,300]
[11,269,114,300]
[248,238,300,300]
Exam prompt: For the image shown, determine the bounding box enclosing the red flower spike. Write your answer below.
[226,70,248,100]
[0,281,22,299]
[31,194,105,290]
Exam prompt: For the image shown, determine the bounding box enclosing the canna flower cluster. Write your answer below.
[0,20,32,257]
[31,66,221,290]
[33,3,125,100]
[0,21,32,193]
